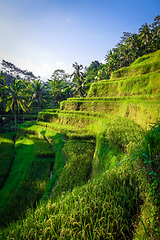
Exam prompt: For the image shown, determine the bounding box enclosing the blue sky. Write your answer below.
[0,0,160,80]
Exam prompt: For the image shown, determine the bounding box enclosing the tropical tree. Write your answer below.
[127,33,141,61]
[139,23,152,54]
[71,62,85,81]
[71,76,88,98]
[0,75,8,106]
[45,78,67,107]
[70,62,89,97]
[1,60,37,81]
[104,16,160,76]
[105,51,118,75]
[151,24,160,51]
[45,69,71,107]
[29,79,46,113]
[5,79,27,130]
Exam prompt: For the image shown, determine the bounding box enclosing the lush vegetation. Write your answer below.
[0,15,160,240]
[105,15,160,75]
[0,132,15,190]
[0,114,159,239]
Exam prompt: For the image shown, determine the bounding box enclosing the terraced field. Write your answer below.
[0,50,160,239]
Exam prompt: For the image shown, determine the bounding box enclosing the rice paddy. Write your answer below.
[0,50,160,239]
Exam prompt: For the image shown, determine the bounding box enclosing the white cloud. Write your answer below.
[56,61,73,74]
[56,61,65,68]
[66,19,71,23]
[41,62,52,77]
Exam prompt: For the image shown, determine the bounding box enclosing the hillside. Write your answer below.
[0,51,160,239]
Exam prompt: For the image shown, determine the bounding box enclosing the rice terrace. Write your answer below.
[0,17,160,239]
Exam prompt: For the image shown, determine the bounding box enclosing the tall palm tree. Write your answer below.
[71,76,88,98]
[29,79,46,113]
[45,78,68,107]
[5,79,27,130]
[151,26,160,51]
[126,34,141,61]
[106,52,118,75]
[105,50,113,62]
[139,23,152,54]
[71,62,85,81]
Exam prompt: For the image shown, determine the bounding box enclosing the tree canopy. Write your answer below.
[104,15,160,76]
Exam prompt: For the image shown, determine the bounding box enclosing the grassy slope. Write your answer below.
[88,49,160,97]
[0,132,15,190]
[0,115,147,239]
[0,51,160,239]
[0,123,60,227]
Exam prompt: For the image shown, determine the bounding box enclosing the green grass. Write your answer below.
[0,50,160,239]
[87,72,160,97]
[107,116,144,152]
[0,126,56,228]
[0,115,159,239]
[38,111,99,128]
[60,97,160,130]
[91,132,126,178]
[51,139,95,199]
[62,93,160,102]
[0,162,143,240]
[111,49,160,80]
[0,132,15,190]
[42,133,67,200]
[87,50,160,98]
[0,135,35,227]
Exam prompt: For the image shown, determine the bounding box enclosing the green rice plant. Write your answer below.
[0,127,57,228]
[38,111,100,130]
[63,93,160,102]
[42,133,67,200]
[131,49,160,66]
[131,121,160,202]
[91,132,125,178]
[0,135,35,227]
[28,134,54,158]
[0,162,142,240]
[37,120,95,140]
[59,109,108,118]
[87,50,160,98]
[51,139,95,199]
[60,96,160,130]
[123,100,160,130]
[130,121,160,239]
[111,49,160,80]
[87,71,160,98]
[107,116,144,152]
[133,183,160,240]
[0,132,15,190]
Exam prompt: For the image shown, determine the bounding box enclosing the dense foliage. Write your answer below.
[0,14,160,240]
[104,15,160,76]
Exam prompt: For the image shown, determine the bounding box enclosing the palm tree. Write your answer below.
[45,78,68,107]
[29,79,46,113]
[105,50,113,62]
[5,79,27,130]
[139,23,152,54]
[71,76,88,98]
[71,62,85,81]
[151,26,160,51]
[106,53,118,75]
